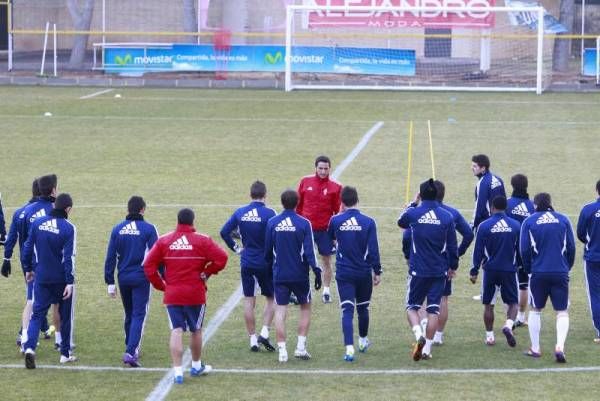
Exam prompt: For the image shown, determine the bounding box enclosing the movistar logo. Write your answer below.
[115,54,133,65]
[265,52,283,65]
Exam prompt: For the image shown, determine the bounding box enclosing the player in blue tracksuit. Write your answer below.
[398,179,458,361]
[11,176,59,349]
[471,154,506,230]
[576,180,600,343]
[264,189,322,363]
[327,186,382,362]
[470,196,521,348]
[402,180,473,345]
[506,174,536,328]
[520,193,575,363]
[220,181,277,352]
[104,196,158,367]
[22,193,77,369]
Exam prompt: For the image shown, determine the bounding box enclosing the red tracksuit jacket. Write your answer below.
[143,224,228,305]
[297,174,342,231]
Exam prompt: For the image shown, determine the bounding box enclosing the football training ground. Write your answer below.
[0,87,599,401]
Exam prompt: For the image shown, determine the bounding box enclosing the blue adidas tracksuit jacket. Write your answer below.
[402,202,473,260]
[3,197,37,260]
[104,213,158,356]
[507,196,535,224]
[520,209,576,274]
[264,210,318,283]
[21,209,76,357]
[473,171,506,229]
[398,200,459,277]
[328,208,382,280]
[471,212,521,274]
[19,196,55,261]
[577,198,600,263]
[220,201,277,269]
[104,214,159,286]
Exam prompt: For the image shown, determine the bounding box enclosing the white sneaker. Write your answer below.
[60,354,78,364]
[278,347,288,363]
[294,348,311,360]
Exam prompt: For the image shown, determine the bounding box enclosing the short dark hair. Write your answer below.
[38,174,57,197]
[341,186,359,207]
[533,193,552,212]
[433,180,445,202]
[315,155,331,168]
[511,174,528,192]
[281,189,299,210]
[596,179,600,195]
[471,154,490,170]
[177,208,195,225]
[250,180,267,200]
[32,178,41,197]
[419,178,437,201]
[127,196,146,214]
[54,193,73,211]
[492,195,507,211]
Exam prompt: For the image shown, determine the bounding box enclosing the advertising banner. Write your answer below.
[583,48,597,77]
[304,0,497,29]
[104,44,416,76]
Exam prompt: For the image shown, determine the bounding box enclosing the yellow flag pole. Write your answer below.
[428,120,436,180]
[405,121,414,204]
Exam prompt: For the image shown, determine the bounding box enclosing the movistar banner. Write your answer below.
[583,48,598,77]
[104,44,416,76]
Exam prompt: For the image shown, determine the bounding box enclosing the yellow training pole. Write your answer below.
[427,120,436,180]
[405,121,414,204]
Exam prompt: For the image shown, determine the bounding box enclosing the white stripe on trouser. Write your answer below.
[166,308,174,331]
[583,261,599,335]
[68,285,76,351]
[136,290,152,356]
[405,275,412,309]
[195,305,206,330]
[528,275,537,309]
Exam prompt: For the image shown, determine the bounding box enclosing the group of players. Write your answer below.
[1,153,599,382]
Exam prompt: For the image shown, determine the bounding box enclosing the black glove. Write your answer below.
[313,268,322,291]
[1,259,11,278]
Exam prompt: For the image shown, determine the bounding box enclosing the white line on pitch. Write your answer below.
[3,364,600,375]
[79,89,114,100]
[145,122,381,401]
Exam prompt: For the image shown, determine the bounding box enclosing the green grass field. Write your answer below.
[0,87,599,401]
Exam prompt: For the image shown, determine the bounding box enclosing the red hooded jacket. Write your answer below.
[143,224,228,305]
[296,174,342,231]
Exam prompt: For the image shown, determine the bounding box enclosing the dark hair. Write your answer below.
[471,154,490,170]
[533,193,553,212]
[511,174,528,193]
[419,178,437,201]
[341,186,359,207]
[250,180,267,200]
[38,174,57,197]
[54,193,73,211]
[281,189,299,210]
[433,180,445,202]
[32,178,41,197]
[596,179,600,195]
[177,208,195,225]
[314,155,331,168]
[491,195,507,211]
[127,196,146,214]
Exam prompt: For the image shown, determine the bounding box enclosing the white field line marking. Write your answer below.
[79,88,114,100]
[19,94,600,106]
[2,204,580,219]
[2,364,600,375]
[145,122,381,401]
[1,114,598,126]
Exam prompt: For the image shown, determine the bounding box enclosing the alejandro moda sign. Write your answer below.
[304,0,497,29]
[104,44,416,76]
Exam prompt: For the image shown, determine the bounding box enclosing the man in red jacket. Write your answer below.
[297,155,342,303]
[144,208,228,384]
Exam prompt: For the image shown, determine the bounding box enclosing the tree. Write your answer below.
[182,0,197,44]
[67,0,95,68]
[552,0,575,72]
